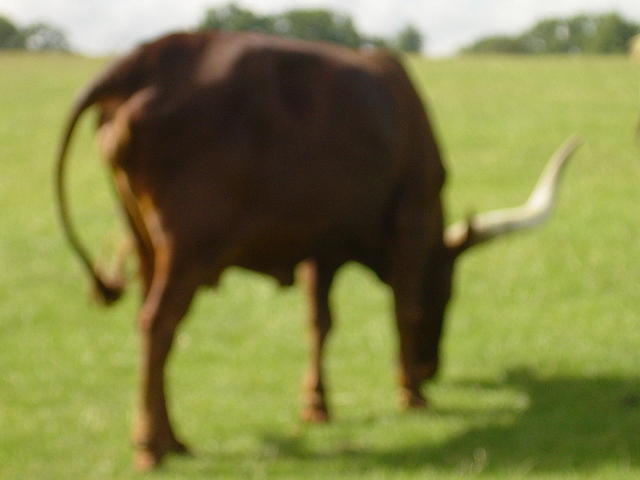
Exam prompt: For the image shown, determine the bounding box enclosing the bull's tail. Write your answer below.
[54,80,125,306]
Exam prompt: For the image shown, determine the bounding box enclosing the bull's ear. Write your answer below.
[444,135,583,255]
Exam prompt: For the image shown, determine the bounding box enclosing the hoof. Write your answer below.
[399,390,428,410]
[169,439,192,456]
[133,439,191,471]
[300,406,330,423]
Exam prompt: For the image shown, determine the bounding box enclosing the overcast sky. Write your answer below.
[1,0,640,56]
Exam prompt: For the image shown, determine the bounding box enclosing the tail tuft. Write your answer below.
[92,275,125,306]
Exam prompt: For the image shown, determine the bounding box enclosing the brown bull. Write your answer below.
[55,31,580,470]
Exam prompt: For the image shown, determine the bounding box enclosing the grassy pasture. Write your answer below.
[0,51,638,479]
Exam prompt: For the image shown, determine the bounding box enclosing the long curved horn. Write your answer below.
[445,135,583,254]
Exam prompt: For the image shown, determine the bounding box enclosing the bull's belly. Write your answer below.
[195,215,379,287]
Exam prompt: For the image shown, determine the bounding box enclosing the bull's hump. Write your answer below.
[193,31,372,86]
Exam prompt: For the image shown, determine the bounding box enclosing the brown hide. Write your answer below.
[58,31,455,470]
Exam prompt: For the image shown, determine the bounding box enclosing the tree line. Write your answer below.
[462,12,639,54]
[0,15,70,51]
[197,3,423,52]
[4,8,637,56]
[0,5,423,54]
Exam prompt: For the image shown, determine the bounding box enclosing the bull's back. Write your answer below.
[100,32,436,278]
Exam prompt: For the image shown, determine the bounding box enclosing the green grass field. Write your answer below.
[1,51,638,479]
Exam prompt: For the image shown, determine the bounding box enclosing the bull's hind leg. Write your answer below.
[299,260,336,422]
[133,259,199,471]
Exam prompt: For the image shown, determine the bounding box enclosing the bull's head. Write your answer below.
[403,136,582,403]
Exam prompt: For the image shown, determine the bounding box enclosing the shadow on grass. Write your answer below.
[250,369,640,475]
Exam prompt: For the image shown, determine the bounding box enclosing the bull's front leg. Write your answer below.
[393,300,430,409]
[298,260,336,423]
[388,219,441,410]
[391,262,447,410]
